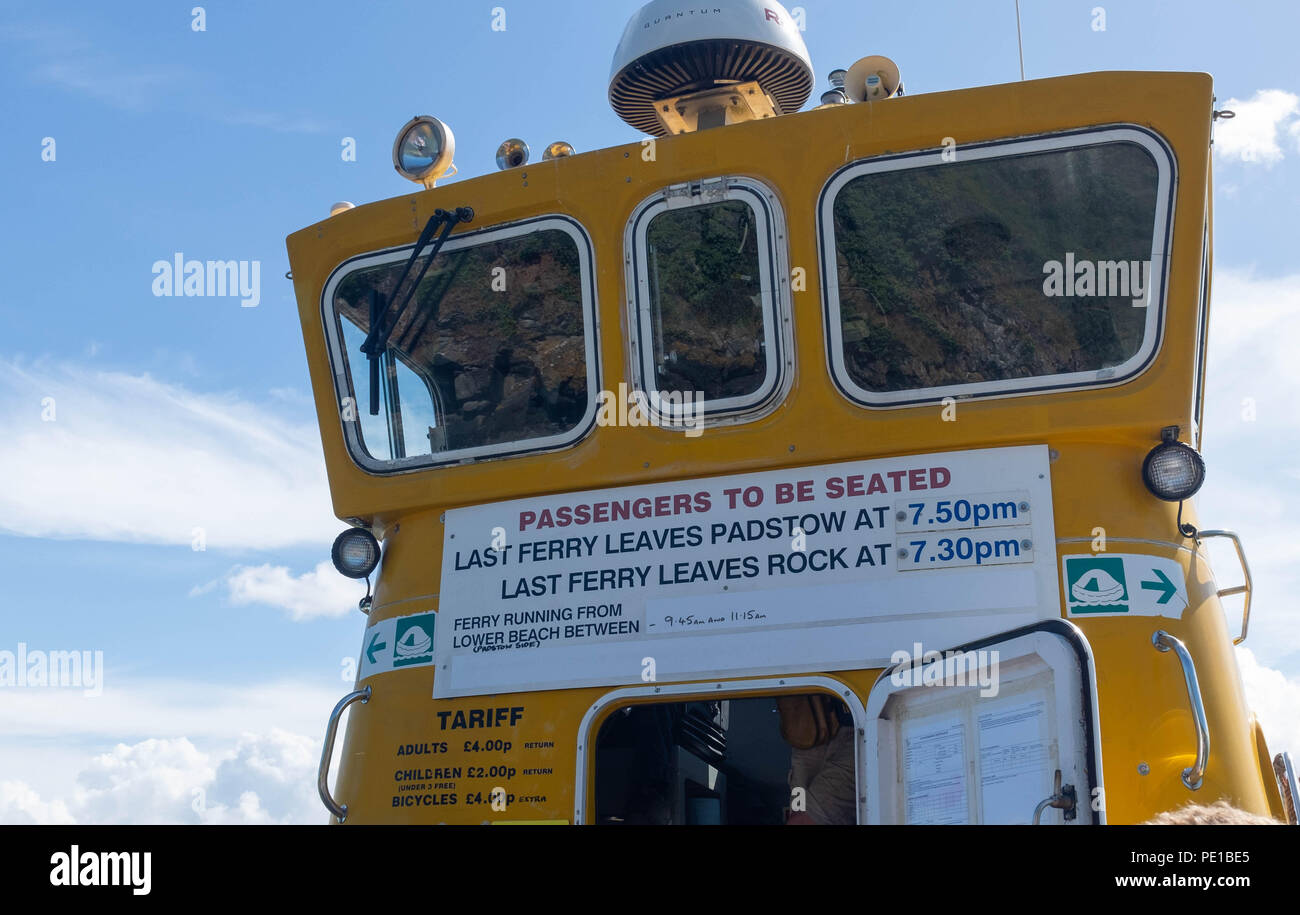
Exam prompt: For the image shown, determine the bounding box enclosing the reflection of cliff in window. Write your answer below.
[832,141,1160,394]
[645,200,766,401]
[332,229,588,461]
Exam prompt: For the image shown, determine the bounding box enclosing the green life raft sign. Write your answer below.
[1062,554,1187,618]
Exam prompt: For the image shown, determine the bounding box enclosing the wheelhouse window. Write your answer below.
[628,180,786,421]
[820,128,1173,406]
[323,218,598,469]
[593,692,859,825]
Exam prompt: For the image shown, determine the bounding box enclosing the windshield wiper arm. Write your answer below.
[361,206,473,415]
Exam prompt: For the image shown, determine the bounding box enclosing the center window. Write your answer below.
[627,179,787,422]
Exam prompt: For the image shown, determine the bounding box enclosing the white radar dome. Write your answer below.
[609,0,814,136]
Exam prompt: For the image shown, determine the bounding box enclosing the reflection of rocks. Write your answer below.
[454,373,481,401]
[842,318,869,344]
[534,336,584,385]
[842,275,1138,390]
[832,143,1155,393]
[654,300,765,397]
[332,229,588,454]
[503,373,532,400]
[645,204,767,400]
[498,372,536,416]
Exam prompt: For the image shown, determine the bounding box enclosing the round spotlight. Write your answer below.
[392,116,456,188]
[331,528,380,579]
[495,138,529,170]
[1142,441,1206,502]
[542,141,575,160]
[329,201,355,217]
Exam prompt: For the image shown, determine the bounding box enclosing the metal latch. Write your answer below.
[661,178,729,204]
[1032,769,1077,824]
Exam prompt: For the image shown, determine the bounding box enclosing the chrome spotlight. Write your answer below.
[392,116,457,188]
[495,138,530,170]
[542,141,575,160]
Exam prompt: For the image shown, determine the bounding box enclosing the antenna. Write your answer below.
[1015,0,1025,80]
[608,0,814,136]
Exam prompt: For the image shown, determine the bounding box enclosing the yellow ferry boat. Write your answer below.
[286,0,1297,825]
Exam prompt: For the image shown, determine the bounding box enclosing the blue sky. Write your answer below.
[1,0,1298,823]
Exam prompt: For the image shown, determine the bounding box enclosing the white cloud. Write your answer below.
[1215,89,1300,165]
[1237,647,1300,772]
[1198,268,1300,663]
[35,57,181,110]
[0,677,347,742]
[205,730,320,823]
[224,560,363,620]
[0,359,338,549]
[0,677,348,823]
[188,579,218,597]
[0,731,323,825]
[4,22,326,130]
[0,780,75,825]
[3,22,186,111]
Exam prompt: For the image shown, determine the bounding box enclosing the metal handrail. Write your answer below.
[1197,529,1252,644]
[317,685,371,822]
[1152,630,1210,790]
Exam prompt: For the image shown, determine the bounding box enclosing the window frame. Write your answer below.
[624,177,792,426]
[320,214,601,473]
[818,125,1177,408]
[1191,208,1210,449]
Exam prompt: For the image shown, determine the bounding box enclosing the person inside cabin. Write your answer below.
[778,693,857,825]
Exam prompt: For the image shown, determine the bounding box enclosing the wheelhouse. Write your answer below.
[288,7,1294,825]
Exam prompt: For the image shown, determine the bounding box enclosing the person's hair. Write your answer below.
[1143,799,1279,825]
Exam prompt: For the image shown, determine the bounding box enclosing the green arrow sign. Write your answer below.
[1140,568,1177,604]
[366,632,388,664]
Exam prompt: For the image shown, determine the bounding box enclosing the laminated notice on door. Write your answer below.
[903,719,969,824]
[978,698,1052,824]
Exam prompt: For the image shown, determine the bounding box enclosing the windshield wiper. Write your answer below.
[361,206,473,415]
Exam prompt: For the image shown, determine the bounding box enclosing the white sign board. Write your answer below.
[433,446,1059,697]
